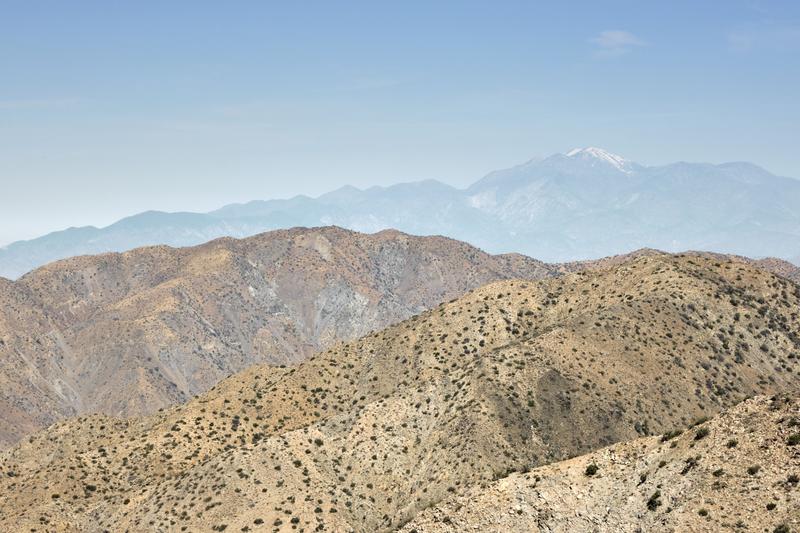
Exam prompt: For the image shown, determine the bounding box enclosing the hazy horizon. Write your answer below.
[1,146,798,248]
[2,1,799,245]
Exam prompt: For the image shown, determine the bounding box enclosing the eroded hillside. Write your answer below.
[1,254,798,532]
[0,227,552,448]
[402,394,800,532]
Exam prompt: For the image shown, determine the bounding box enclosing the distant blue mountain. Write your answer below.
[2,147,799,279]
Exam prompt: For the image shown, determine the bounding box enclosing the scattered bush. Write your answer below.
[646,491,662,511]
[660,430,682,442]
[694,427,709,440]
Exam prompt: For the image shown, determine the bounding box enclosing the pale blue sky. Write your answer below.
[1,0,799,244]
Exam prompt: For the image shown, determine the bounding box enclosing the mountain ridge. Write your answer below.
[0,226,554,448]
[2,226,798,450]
[1,252,798,531]
[2,148,799,278]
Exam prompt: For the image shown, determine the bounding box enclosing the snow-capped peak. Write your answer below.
[565,147,632,173]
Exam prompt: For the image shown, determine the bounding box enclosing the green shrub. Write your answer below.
[646,491,662,511]
[660,430,682,442]
[694,427,709,440]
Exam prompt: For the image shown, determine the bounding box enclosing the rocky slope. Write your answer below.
[560,248,800,283]
[402,394,800,533]
[1,254,798,532]
[0,226,553,448]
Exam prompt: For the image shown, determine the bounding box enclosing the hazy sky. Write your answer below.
[1,0,799,245]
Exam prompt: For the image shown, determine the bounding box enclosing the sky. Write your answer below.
[1,0,799,245]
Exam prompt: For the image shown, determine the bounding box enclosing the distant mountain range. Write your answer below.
[2,147,799,279]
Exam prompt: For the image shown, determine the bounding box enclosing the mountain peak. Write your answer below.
[565,146,632,172]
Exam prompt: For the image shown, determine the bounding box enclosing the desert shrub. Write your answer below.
[660,430,682,442]
[646,491,662,511]
[694,427,709,440]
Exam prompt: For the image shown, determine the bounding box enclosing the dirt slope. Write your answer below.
[402,394,800,533]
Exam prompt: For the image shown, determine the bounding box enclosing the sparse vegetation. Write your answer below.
[1,254,798,532]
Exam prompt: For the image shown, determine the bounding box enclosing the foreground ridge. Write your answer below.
[402,394,800,532]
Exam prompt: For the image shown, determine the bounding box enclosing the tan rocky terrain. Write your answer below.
[0,226,553,448]
[3,225,798,451]
[402,394,800,533]
[0,253,798,532]
[560,247,800,283]
[0,279,77,440]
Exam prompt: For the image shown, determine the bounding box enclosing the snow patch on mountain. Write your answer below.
[566,147,633,173]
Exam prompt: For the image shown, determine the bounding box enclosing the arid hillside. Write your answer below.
[0,227,553,448]
[1,254,798,532]
[559,247,800,283]
[402,394,800,533]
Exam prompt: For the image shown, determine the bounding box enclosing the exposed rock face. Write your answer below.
[0,227,553,448]
[1,254,798,532]
[402,395,800,533]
